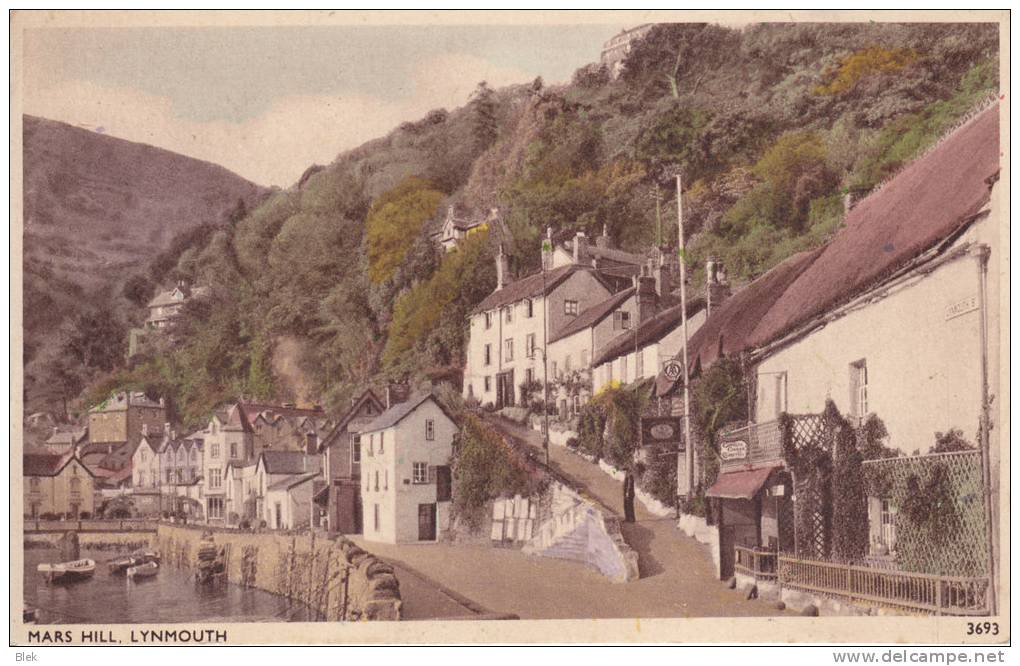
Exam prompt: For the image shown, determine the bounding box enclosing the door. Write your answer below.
[418,503,437,541]
[720,525,735,579]
[496,371,515,408]
[274,502,282,529]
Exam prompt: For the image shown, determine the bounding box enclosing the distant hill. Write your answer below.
[22,115,271,415]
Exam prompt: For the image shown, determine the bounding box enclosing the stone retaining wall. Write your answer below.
[155,524,401,621]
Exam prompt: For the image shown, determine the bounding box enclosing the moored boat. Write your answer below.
[38,559,96,584]
[126,561,159,579]
[107,555,139,575]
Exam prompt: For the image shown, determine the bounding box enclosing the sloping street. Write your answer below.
[353,416,788,620]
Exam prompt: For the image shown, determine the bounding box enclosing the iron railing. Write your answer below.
[734,545,778,582]
[777,554,990,616]
[719,419,784,472]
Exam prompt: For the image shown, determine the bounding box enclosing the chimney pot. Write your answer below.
[573,232,589,265]
[496,244,509,290]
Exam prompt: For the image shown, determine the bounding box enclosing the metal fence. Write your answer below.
[777,553,989,616]
[734,545,778,582]
[24,519,158,533]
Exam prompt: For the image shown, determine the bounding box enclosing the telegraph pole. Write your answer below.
[542,231,552,467]
[676,175,694,502]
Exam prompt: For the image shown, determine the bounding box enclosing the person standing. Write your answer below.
[623,468,636,523]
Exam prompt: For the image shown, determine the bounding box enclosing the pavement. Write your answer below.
[352,417,790,620]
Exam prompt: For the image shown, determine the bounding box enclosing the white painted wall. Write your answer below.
[754,214,995,455]
[360,399,457,544]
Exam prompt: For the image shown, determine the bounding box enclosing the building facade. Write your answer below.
[24,451,96,518]
[87,392,167,448]
[359,394,458,544]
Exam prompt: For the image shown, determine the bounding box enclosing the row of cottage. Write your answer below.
[27,385,459,545]
[460,104,1001,598]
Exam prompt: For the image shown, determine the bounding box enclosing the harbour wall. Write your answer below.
[155,524,402,621]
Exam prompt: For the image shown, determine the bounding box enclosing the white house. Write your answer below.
[265,472,318,530]
[131,433,161,489]
[435,205,493,252]
[358,393,458,544]
[247,450,320,528]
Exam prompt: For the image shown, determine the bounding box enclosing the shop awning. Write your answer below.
[705,466,779,500]
[312,480,329,505]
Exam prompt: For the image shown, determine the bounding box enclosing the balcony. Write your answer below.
[718,419,784,473]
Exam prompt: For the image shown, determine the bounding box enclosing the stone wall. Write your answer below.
[155,524,401,621]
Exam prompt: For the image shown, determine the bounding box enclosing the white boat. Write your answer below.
[38,558,96,584]
[126,561,159,579]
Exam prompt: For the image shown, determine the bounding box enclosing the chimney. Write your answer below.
[496,244,509,290]
[164,421,172,436]
[572,232,589,265]
[386,384,410,409]
[636,269,659,323]
[706,257,731,315]
[843,190,855,215]
[652,249,672,303]
[142,423,149,437]
[489,206,500,221]
[596,224,610,249]
[305,432,318,456]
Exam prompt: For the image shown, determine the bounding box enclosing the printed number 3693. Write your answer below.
[966,622,999,635]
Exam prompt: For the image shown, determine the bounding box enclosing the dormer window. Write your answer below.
[525,299,534,318]
[484,312,492,330]
[504,306,513,324]
[564,300,579,316]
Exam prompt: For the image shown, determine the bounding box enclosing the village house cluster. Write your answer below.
[22,102,1002,615]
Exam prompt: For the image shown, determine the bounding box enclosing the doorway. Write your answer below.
[418,503,437,541]
[495,370,515,409]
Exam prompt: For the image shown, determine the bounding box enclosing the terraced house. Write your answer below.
[24,450,96,519]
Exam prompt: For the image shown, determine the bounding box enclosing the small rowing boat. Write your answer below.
[126,561,159,579]
[108,555,139,575]
[38,559,96,584]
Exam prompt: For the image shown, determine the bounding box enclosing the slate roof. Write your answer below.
[473,265,601,314]
[267,472,319,493]
[237,402,325,429]
[361,393,458,433]
[258,450,321,475]
[319,389,385,453]
[549,287,635,344]
[24,451,71,476]
[99,441,140,470]
[593,297,707,367]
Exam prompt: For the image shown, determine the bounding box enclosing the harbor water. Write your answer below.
[24,546,322,624]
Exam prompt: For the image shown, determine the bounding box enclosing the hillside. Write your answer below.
[22,115,271,415]
[78,22,999,427]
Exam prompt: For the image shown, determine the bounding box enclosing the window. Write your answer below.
[208,497,224,519]
[191,450,197,463]
[581,350,589,367]
[607,362,614,381]
[413,462,428,484]
[141,450,148,462]
[69,477,81,493]
[378,432,384,454]
[384,469,389,490]
[211,443,220,459]
[774,372,788,416]
[484,376,492,392]
[880,499,897,552]
[850,359,868,420]
[505,338,514,362]
[526,334,535,358]
[166,469,173,483]
[484,312,492,329]
[525,368,534,385]
[504,306,513,324]
[564,300,579,316]
[620,356,628,382]
[373,504,380,532]
[29,477,39,491]
[565,355,572,373]
[209,467,222,489]
[551,361,558,379]
[374,471,380,492]
[635,350,643,380]
[351,435,361,464]
[425,419,435,441]
[230,442,238,459]
[613,310,631,330]
[369,434,374,456]
[484,344,492,366]
[525,299,534,318]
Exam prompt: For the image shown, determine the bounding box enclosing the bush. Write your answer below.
[40,512,59,521]
[79,511,92,520]
[239,518,251,530]
[452,414,537,531]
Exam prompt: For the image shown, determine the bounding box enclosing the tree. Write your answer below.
[122,274,154,309]
[62,305,125,373]
[364,177,445,285]
[470,81,499,151]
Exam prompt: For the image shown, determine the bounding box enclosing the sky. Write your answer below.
[22,24,631,187]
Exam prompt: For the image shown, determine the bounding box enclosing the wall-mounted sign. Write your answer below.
[641,416,683,450]
[719,439,748,461]
[662,360,683,381]
[945,295,979,321]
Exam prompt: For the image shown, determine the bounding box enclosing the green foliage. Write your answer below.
[382,228,494,374]
[829,403,869,562]
[815,47,919,96]
[470,81,499,151]
[932,428,975,454]
[635,105,711,179]
[851,59,997,191]
[574,383,649,470]
[365,176,445,284]
[122,274,154,309]
[452,414,535,530]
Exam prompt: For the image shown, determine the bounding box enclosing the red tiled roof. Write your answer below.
[24,451,70,476]
[750,104,1000,350]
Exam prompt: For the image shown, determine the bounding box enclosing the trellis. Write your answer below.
[782,413,834,559]
[863,451,988,577]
